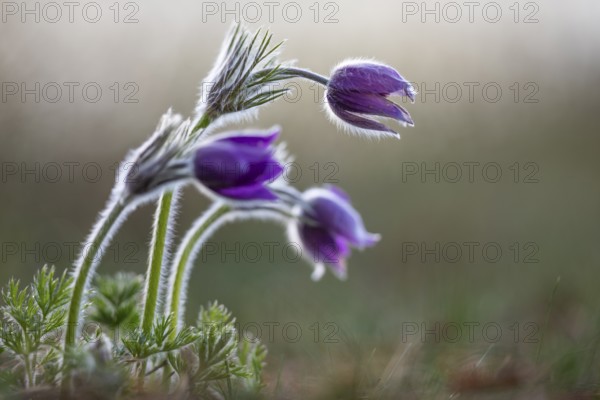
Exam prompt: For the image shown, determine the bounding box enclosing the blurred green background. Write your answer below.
[1,0,600,396]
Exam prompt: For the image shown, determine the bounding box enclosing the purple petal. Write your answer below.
[195,142,282,188]
[219,127,280,147]
[215,184,278,200]
[327,90,414,126]
[241,159,284,185]
[328,101,399,135]
[330,62,415,100]
[326,185,351,202]
[328,235,350,279]
[298,225,350,272]
[193,130,283,201]
[305,188,380,248]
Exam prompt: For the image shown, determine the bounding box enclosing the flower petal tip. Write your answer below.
[266,125,282,140]
[311,264,326,281]
[366,233,382,246]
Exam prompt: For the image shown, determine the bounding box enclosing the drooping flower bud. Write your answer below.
[193,127,284,201]
[325,60,416,138]
[287,185,380,280]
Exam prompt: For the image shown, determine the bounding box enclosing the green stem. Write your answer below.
[141,191,177,335]
[137,361,147,391]
[167,203,231,339]
[62,197,130,393]
[65,199,128,347]
[23,354,32,388]
[138,191,178,390]
[146,114,212,391]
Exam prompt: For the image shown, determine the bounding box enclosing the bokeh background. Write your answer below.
[2,0,600,397]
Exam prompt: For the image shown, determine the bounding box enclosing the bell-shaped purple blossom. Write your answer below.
[325,60,416,138]
[288,185,380,280]
[193,127,284,201]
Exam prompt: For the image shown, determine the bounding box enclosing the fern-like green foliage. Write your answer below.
[168,302,268,399]
[193,302,247,383]
[122,314,200,360]
[88,272,143,332]
[238,338,268,394]
[0,265,72,388]
[0,270,268,398]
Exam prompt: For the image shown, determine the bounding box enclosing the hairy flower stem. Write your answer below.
[62,196,131,394]
[260,67,330,86]
[142,115,211,337]
[141,190,178,335]
[23,354,32,388]
[138,190,180,389]
[284,67,330,86]
[65,199,129,347]
[167,203,231,339]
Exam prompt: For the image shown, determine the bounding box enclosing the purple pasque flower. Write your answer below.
[288,185,380,280]
[193,127,284,201]
[325,59,416,138]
